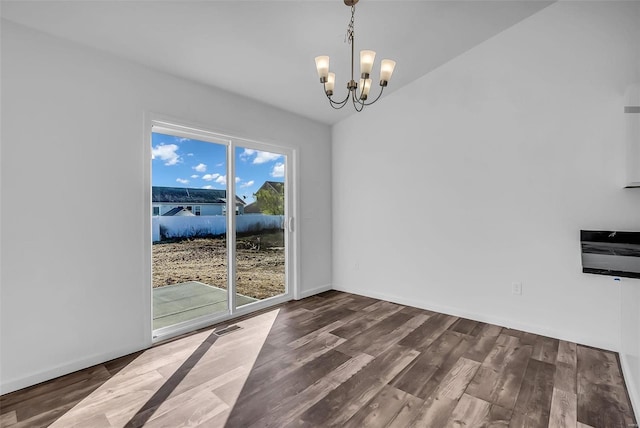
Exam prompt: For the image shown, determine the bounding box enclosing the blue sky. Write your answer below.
[151,132,284,203]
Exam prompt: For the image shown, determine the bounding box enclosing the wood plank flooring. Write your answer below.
[1,291,637,427]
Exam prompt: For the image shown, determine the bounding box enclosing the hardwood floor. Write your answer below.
[1,291,636,427]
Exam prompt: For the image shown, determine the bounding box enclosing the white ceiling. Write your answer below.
[1,0,553,125]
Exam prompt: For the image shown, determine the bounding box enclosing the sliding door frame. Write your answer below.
[144,113,298,344]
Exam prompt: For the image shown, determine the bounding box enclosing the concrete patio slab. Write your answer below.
[153,281,257,330]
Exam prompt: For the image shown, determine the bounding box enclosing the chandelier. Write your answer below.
[314,0,396,112]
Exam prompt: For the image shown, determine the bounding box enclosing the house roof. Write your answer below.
[244,202,260,214]
[152,186,246,206]
[262,181,284,194]
[162,207,196,217]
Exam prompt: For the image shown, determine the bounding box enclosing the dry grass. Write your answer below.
[152,233,285,300]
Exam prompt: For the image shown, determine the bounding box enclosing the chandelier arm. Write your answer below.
[322,80,351,108]
[331,92,351,106]
[329,98,349,109]
[351,93,364,107]
[351,91,365,112]
[328,96,350,109]
[350,84,385,107]
[359,86,385,106]
[325,88,351,109]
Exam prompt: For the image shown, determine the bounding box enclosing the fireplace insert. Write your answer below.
[581,230,640,279]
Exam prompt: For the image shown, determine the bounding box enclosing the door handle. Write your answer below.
[288,217,294,233]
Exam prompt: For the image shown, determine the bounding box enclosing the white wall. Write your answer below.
[621,83,640,416]
[333,0,640,375]
[0,20,332,394]
[621,280,640,417]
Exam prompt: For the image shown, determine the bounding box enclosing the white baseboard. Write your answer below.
[620,353,640,420]
[0,344,147,395]
[332,284,618,352]
[298,283,332,299]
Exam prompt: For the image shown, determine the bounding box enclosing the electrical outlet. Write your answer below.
[512,282,522,295]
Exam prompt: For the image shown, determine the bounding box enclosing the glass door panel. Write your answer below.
[234,146,287,307]
[151,131,229,330]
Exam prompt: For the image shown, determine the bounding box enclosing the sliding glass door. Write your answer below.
[151,131,230,331]
[233,145,288,308]
[149,120,294,339]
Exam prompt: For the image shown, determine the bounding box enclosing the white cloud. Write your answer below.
[239,148,282,165]
[271,162,285,178]
[176,178,189,184]
[202,185,214,189]
[177,137,189,143]
[202,173,231,186]
[235,177,241,183]
[191,174,200,179]
[240,148,256,162]
[254,151,282,165]
[152,144,180,166]
[193,163,207,172]
[240,180,255,188]
[186,153,194,157]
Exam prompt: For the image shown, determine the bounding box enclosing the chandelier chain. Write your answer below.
[346,5,355,45]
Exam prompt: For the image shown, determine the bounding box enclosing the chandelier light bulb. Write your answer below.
[315,56,330,83]
[379,59,396,86]
[325,72,336,96]
[359,78,372,100]
[359,50,376,78]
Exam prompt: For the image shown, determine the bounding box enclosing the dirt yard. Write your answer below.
[152,233,285,300]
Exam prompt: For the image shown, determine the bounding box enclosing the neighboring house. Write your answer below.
[152,186,246,216]
[162,207,195,217]
[244,181,284,214]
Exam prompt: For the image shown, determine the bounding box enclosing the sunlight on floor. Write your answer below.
[49,309,280,427]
